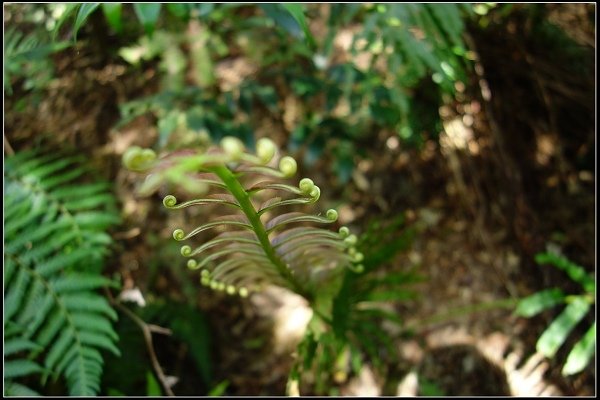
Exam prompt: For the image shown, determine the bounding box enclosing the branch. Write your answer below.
[106,289,175,396]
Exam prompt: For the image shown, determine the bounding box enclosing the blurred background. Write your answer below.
[3,3,595,396]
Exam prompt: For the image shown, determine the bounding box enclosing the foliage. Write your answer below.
[3,150,121,395]
[123,137,363,299]
[101,300,212,395]
[54,3,312,43]
[515,252,595,376]
[102,4,473,184]
[124,139,423,394]
[291,215,420,394]
[4,27,69,96]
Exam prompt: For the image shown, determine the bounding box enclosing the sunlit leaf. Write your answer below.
[536,297,590,358]
[515,288,565,317]
[562,322,596,376]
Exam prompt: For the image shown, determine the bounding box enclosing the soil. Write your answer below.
[4,3,595,397]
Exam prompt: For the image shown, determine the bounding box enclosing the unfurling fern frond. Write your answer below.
[123,137,362,300]
[3,150,121,396]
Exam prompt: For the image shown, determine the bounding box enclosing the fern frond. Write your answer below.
[4,360,45,380]
[4,381,41,397]
[4,338,43,357]
[4,150,120,395]
[125,138,362,299]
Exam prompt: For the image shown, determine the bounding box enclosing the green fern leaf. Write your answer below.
[3,381,41,396]
[4,360,44,379]
[38,167,87,191]
[61,293,118,321]
[72,313,119,341]
[23,292,55,339]
[51,274,116,293]
[79,331,121,356]
[4,150,120,395]
[45,329,77,371]
[4,338,42,357]
[4,267,31,323]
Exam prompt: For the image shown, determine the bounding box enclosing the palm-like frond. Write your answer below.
[124,138,362,299]
[4,150,121,396]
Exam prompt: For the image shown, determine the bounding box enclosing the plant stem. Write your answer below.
[211,165,310,300]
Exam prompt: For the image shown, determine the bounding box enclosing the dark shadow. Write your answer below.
[418,344,511,396]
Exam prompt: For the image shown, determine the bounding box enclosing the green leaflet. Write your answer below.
[4,360,45,379]
[562,322,596,376]
[515,288,565,317]
[101,3,123,33]
[3,338,43,357]
[3,381,42,397]
[536,297,590,358]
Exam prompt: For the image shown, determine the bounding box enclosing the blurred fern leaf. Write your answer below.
[3,150,121,395]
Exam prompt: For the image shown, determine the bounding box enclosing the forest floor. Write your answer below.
[4,4,595,397]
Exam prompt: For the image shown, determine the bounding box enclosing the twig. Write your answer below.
[105,290,175,396]
[4,134,15,156]
[148,324,173,335]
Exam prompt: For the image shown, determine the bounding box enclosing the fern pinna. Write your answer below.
[124,137,363,301]
[3,150,121,396]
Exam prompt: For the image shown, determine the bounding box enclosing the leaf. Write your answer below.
[3,381,41,397]
[146,370,162,396]
[281,4,316,48]
[208,380,229,396]
[562,322,596,376]
[515,288,566,317]
[133,3,162,36]
[4,338,42,357]
[79,331,121,356]
[62,293,119,321]
[52,4,80,40]
[72,312,119,341]
[4,359,44,379]
[74,3,100,40]
[536,297,590,358]
[260,4,302,38]
[52,274,116,293]
[102,3,123,33]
